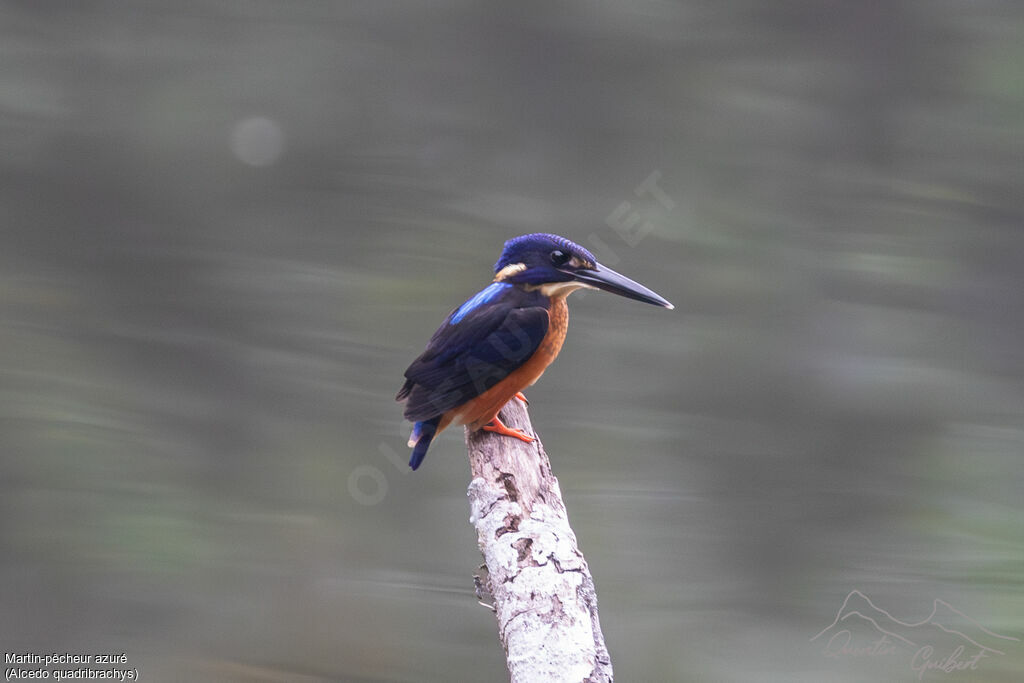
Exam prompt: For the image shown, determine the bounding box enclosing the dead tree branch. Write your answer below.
[465,399,613,683]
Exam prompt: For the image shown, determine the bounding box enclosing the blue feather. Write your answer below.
[399,287,550,423]
[408,416,441,470]
[494,233,596,272]
[451,282,512,324]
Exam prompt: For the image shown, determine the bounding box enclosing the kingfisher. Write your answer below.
[397,233,672,470]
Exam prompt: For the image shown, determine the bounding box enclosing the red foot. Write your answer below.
[483,415,535,443]
[514,392,528,404]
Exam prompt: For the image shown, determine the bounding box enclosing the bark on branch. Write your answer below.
[465,399,613,683]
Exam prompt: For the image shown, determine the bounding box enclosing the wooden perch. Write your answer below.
[465,399,613,683]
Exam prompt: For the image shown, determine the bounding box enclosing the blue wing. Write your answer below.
[397,283,550,422]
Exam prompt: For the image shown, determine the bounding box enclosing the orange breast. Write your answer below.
[452,295,569,432]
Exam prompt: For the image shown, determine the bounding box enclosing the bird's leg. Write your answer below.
[482,415,535,443]
[514,391,528,404]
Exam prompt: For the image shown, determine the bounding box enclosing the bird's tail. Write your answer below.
[407,416,441,470]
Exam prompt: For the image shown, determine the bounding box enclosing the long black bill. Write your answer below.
[571,262,674,309]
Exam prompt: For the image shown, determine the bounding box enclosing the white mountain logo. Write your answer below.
[811,590,1018,679]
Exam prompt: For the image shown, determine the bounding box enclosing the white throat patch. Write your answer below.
[532,281,597,298]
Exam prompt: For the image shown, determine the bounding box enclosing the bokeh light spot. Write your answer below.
[230,116,285,166]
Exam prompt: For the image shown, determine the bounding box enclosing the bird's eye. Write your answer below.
[550,250,570,267]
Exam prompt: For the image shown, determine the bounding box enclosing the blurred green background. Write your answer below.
[2,2,1023,681]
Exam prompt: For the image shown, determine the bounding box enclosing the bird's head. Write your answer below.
[493,233,673,308]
